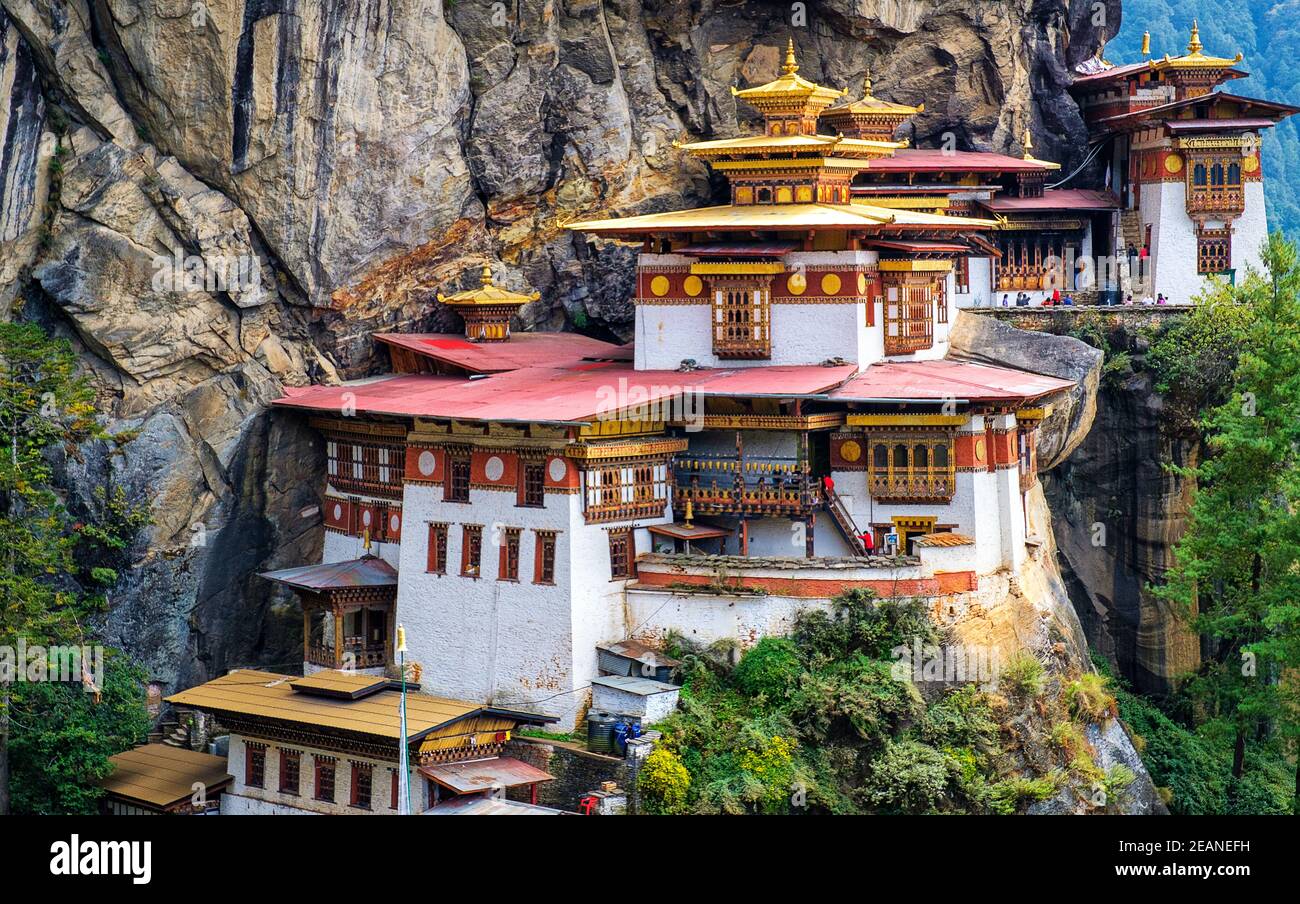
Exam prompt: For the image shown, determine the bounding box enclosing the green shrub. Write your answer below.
[989,772,1062,813]
[862,740,951,814]
[1065,673,1117,722]
[999,653,1046,697]
[733,637,802,700]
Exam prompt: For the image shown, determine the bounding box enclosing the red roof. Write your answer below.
[274,363,859,424]
[979,189,1120,213]
[375,332,629,374]
[829,360,1073,404]
[863,149,1054,174]
[259,557,398,591]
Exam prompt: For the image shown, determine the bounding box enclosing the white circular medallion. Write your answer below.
[485,456,505,481]
[389,513,400,533]
[548,457,567,482]
[332,503,343,521]
[362,510,373,527]
[417,450,436,476]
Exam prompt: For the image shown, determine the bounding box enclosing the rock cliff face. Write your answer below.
[0,2,1120,692]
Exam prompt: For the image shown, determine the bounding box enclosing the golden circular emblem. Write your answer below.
[650,275,670,297]
[821,273,842,295]
[839,439,862,463]
[857,272,868,295]
[974,438,986,462]
[1164,153,1183,174]
[787,272,807,296]
[1243,155,1259,174]
[683,275,703,297]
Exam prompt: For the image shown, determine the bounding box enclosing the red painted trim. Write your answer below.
[635,568,977,597]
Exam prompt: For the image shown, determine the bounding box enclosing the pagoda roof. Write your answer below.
[677,133,900,158]
[565,202,998,236]
[436,264,539,308]
[273,362,860,425]
[376,331,629,374]
[1094,91,1299,131]
[860,148,1058,174]
[829,360,1074,404]
[1071,23,1247,88]
[259,556,398,592]
[731,40,846,108]
[823,71,923,117]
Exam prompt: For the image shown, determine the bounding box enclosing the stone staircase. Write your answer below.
[161,720,190,749]
[1120,209,1143,251]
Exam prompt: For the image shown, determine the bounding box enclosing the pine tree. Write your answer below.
[1158,233,1300,812]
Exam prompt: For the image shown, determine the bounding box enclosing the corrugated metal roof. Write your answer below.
[259,557,397,592]
[592,675,681,696]
[864,149,1054,173]
[166,670,553,741]
[289,672,395,700]
[597,639,682,669]
[99,744,233,810]
[426,795,569,815]
[419,757,554,795]
[274,363,858,424]
[979,189,1120,212]
[375,332,629,374]
[829,361,1074,404]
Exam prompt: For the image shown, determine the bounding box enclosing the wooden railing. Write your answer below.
[867,472,955,503]
[306,641,389,670]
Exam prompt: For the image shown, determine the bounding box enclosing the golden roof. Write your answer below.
[1150,20,1243,71]
[1019,128,1062,170]
[99,744,232,809]
[166,669,542,741]
[731,39,846,109]
[437,265,540,308]
[825,70,923,117]
[677,133,901,158]
[566,202,999,234]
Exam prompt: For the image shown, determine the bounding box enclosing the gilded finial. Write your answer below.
[684,498,694,528]
[480,263,494,286]
[1141,31,1151,58]
[782,38,798,75]
[862,66,873,98]
[363,527,372,553]
[1188,20,1203,54]
[1022,126,1034,159]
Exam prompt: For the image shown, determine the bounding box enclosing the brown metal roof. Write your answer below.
[419,756,554,795]
[99,744,233,810]
[597,639,682,669]
[166,670,552,742]
[289,672,397,700]
[647,522,732,541]
[259,557,397,592]
[913,532,975,548]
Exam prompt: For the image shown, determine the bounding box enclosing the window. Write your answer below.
[608,528,635,580]
[279,749,300,795]
[583,462,670,523]
[883,279,935,355]
[711,279,771,359]
[935,273,949,324]
[314,756,336,802]
[461,525,483,577]
[445,454,470,503]
[499,527,521,581]
[350,763,372,810]
[245,744,266,789]
[534,531,557,584]
[324,437,405,499]
[866,434,956,502]
[1197,228,1231,274]
[953,257,969,295]
[427,523,448,574]
[520,461,546,507]
[390,770,400,810]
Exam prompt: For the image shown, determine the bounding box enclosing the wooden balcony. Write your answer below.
[867,471,955,503]
[306,639,389,671]
[674,454,814,516]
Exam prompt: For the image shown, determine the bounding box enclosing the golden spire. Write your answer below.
[1141,31,1151,57]
[1021,127,1034,160]
[782,38,798,75]
[480,263,494,286]
[1188,20,1203,54]
[862,66,873,98]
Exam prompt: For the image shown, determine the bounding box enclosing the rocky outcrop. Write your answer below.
[948,310,1103,469]
[1043,362,1201,697]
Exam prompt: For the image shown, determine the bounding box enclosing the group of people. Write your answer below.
[1001,289,1076,307]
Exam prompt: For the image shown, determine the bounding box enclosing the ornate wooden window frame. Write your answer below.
[866,432,957,502]
[711,276,772,359]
